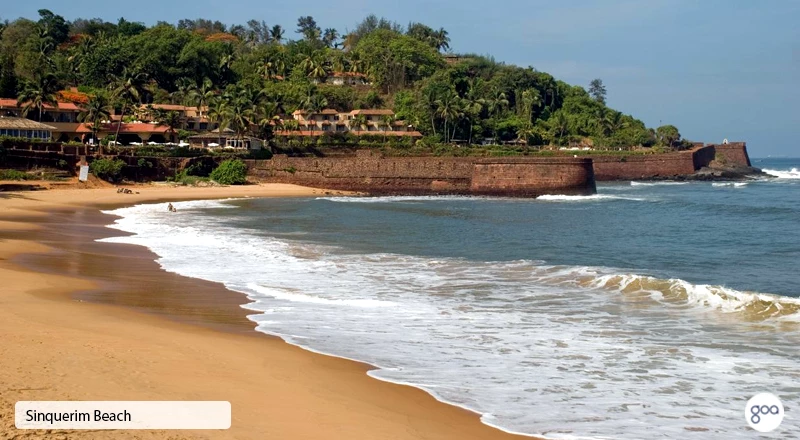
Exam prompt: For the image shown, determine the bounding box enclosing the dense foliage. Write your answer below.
[0,10,684,150]
[210,159,248,184]
[89,157,125,181]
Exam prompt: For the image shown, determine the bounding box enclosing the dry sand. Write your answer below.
[0,182,531,440]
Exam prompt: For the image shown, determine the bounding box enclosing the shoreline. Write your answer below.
[0,184,533,440]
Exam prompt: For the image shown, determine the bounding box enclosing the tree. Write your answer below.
[109,67,147,146]
[322,28,339,48]
[187,77,215,119]
[381,113,395,142]
[655,124,680,148]
[16,74,59,121]
[435,89,460,143]
[588,78,606,105]
[301,93,327,138]
[154,110,183,142]
[432,28,450,52]
[269,25,284,44]
[296,16,320,41]
[350,113,367,134]
[78,94,112,143]
[207,96,229,145]
[36,9,69,47]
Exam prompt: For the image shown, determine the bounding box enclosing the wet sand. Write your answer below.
[0,184,532,440]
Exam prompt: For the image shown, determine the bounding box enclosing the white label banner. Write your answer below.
[15,401,231,429]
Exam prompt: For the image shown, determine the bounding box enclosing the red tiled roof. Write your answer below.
[320,109,339,114]
[103,123,169,133]
[48,122,93,133]
[350,109,395,115]
[0,98,81,111]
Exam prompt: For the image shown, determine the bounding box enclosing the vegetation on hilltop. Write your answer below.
[0,10,687,150]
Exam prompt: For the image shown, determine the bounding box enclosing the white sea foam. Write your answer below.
[712,182,749,187]
[98,201,800,440]
[317,195,478,203]
[630,181,688,186]
[537,194,645,202]
[763,168,800,179]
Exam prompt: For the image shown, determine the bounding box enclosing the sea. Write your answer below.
[99,157,800,440]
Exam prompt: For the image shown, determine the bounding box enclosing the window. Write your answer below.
[199,123,208,130]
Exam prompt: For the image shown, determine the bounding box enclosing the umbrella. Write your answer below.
[208,142,219,147]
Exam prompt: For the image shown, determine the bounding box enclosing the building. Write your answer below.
[311,72,370,86]
[0,98,219,145]
[284,109,422,137]
[0,117,56,140]
[188,128,263,151]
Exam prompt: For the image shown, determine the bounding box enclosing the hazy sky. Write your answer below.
[3,0,798,156]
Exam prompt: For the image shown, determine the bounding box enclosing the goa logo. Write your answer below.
[745,393,784,433]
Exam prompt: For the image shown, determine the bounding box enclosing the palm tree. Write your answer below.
[322,28,339,48]
[269,25,284,44]
[188,77,215,120]
[301,94,328,138]
[435,90,460,143]
[300,53,329,82]
[519,89,542,124]
[207,97,230,146]
[256,100,281,141]
[516,124,536,152]
[78,94,112,144]
[350,114,367,134]
[380,114,396,143]
[154,110,183,142]
[432,28,450,52]
[109,67,147,146]
[16,75,59,122]
[550,112,570,145]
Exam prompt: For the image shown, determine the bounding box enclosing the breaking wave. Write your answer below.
[763,168,800,179]
[96,199,800,439]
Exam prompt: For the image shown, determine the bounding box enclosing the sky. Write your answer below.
[3,0,798,156]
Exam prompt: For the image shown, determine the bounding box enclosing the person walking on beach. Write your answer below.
[168,203,176,212]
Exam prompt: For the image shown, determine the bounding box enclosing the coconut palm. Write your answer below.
[154,110,183,142]
[432,28,450,52]
[109,67,147,146]
[268,25,284,44]
[78,94,112,144]
[301,94,328,138]
[187,78,216,120]
[322,28,339,48]
[350,114,367,134]
[380,114,396,143]
[435,90,460,143]
[16,74,59,122]
[207,97,230,146]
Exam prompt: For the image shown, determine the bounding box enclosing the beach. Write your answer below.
[0,182,529,440]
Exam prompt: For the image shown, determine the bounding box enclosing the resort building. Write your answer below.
[0,117,56,140]
[312,72,370,86]
[285,109,422,137]
[188,128,263,151]
[0,98,219,144]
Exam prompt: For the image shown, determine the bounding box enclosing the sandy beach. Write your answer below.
[0,182,530,440]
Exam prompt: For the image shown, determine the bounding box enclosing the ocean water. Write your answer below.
[100,158,800,439]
